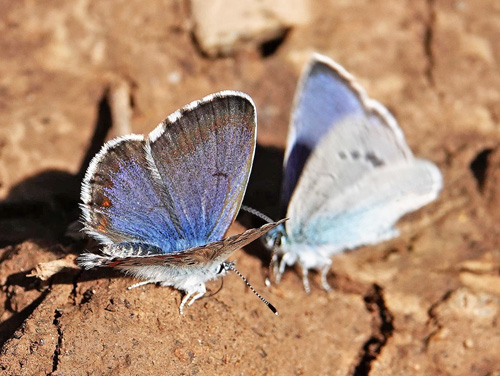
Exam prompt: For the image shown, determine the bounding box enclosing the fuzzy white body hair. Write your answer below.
[78,252,224,301]
[122,263,224,294]
[276,242,332,271]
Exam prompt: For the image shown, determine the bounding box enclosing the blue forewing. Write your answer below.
[81,93,256,253]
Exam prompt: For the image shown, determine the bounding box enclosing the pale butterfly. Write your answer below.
[264,54,442,292]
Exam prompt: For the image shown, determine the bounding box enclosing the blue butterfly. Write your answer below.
[264,54,443,292]
[77,91,283,314]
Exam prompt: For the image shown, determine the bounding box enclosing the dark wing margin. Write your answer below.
[79,220,286,269]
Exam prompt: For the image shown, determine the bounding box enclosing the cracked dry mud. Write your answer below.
[1,0,500,375]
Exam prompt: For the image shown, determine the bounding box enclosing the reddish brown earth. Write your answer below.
[1,0,500,375]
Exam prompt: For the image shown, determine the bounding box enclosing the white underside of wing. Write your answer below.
[287,115,413,224]
[285,115,442,258]
[286,158,442,257]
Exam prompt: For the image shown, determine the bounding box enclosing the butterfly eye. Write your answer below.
[273,234,282,247]
[263,224,286,250]
[216,264,225,274]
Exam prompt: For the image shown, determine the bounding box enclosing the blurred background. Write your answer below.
[1,1,500,375]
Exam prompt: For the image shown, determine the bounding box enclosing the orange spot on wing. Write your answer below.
[97,217,109,232]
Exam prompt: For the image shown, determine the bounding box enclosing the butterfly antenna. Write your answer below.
[223,262,278,315]
[240,205,275,223]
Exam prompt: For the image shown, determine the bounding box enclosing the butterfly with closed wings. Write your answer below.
[264,54,443,293]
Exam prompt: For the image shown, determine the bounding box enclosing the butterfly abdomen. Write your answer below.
[77,242,164,269]
[77,253,114,269]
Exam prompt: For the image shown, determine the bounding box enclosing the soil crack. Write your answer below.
[424,290,453,347]
[50,309,63,375]
[424,0,436,85]
[70,269,84,305]
[352,284,394,376]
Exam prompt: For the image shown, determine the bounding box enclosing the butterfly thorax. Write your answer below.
[275,237,333,270]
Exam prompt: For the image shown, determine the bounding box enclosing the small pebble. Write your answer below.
[463,339,474,349]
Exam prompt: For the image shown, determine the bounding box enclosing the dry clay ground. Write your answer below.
[1,0,500,375]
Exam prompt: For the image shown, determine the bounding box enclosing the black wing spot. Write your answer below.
[365,152,385,167]
[213,171,228,179]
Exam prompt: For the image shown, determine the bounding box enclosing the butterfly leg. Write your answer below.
[179,292,193,315]
[320,264,332,292]
[275,252,297,285]
[274,256,287,284]
[188,291,205,306]
[127,280,158,290]
[265,254,279,287]
[179,284,206,314]
[300,265,311,294]
[271,253,279,278]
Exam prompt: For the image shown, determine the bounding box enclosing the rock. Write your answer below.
[190,0,310,56]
